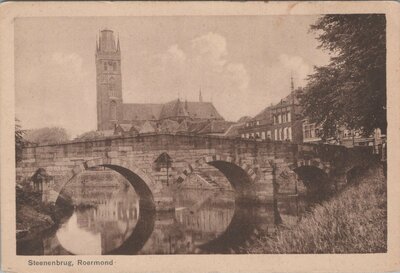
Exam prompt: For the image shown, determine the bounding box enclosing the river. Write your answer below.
[17,169,312,255]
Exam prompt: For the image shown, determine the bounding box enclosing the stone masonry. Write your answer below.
[16,134,375,211]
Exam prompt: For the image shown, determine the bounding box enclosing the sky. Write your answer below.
[15,16,330,137]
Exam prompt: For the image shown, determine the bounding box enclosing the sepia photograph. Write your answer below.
[1,1,399,273]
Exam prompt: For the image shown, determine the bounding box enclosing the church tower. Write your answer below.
[96,29,123,131]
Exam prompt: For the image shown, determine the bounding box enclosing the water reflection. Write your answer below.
[17,170,314,255]
[46,180,140,255]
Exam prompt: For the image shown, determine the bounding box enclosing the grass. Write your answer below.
[245,163,387,253]
[16,186,73,238]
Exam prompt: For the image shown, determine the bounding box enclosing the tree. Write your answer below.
[15,119,25,163]
[74,130,104,141]
[24,127,70,144]
[301,14,386,138]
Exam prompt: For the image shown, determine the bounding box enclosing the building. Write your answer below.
[239,77,304,143]
[238,106,273,140]
[95,29,226,133]
[302,119,386,152]
[269,79,303,143]
[302,119,322,143]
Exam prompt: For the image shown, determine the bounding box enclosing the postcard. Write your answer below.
[1,1,399,273]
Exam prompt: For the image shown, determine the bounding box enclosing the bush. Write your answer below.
[245,164,387,253]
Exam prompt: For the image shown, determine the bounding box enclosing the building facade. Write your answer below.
[238,106,273,140]
[239,79,303,143]
[96,29,123,131]
[95,29,225,132]
[269,89,303,143]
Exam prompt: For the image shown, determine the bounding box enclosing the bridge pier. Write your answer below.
[153,194,175,212]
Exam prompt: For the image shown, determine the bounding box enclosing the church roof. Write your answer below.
[139,120,158,134]
[184,101,223,120]
[117,123,133,132]
[197,120,234,134]
[122,99,224,122]
[187,120,209,133]
[122,103,163,121]
[159,119,180,133]
[159,99,189,120]
[176,120,189,132]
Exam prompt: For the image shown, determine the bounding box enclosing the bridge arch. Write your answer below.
[175,154,257,191]
[290,158,331,175]
[52,157,157,206]
[286,158,331,193]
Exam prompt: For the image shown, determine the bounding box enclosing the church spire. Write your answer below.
[199,88,203,102]
[290,73,294,92]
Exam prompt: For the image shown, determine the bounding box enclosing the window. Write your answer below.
[282,113,287,123]
[287,112,291,122]
[261,131,266,140]
[256,121,260,126]
[267,130,271,138]
[109,77,116,97]
[274,129,278,140]
[278,128,282,140]
[154,152,173,173]
[110,101,117,120]
[310,124,316,138]
[283,127,287,140]
[304,124,315,139]
[278,114,282,124]
[304,125,309,139]
[288,127,292,140]
[113,62,117,71]
[246,133,249,139]
[255,132,260,138]
[241,134,245,138]
[104,62,107,71]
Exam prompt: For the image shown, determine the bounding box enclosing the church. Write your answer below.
[96,29,230,136]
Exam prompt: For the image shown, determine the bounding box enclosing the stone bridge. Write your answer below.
[16,133,375,210]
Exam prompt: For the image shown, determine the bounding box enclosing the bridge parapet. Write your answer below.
[17,134,377,209]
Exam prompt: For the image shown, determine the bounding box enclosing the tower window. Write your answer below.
[104,62,107,71]
[110,101,117,120]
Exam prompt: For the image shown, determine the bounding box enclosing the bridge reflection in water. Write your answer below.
[17,170,309,255]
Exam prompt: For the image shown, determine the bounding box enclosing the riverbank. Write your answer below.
[244,163,387,253]
[16,186,73,240]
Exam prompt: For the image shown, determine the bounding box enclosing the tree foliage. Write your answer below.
[15,119,25,163]
[24,127,70,144]
[302,14,386,138]
[74,130,104,141]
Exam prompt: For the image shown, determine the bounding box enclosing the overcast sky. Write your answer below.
[15,16,330,137]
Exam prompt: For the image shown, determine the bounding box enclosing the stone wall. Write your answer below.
[17,133,375,209]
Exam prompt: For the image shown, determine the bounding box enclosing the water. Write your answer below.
[17,170,312,255]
